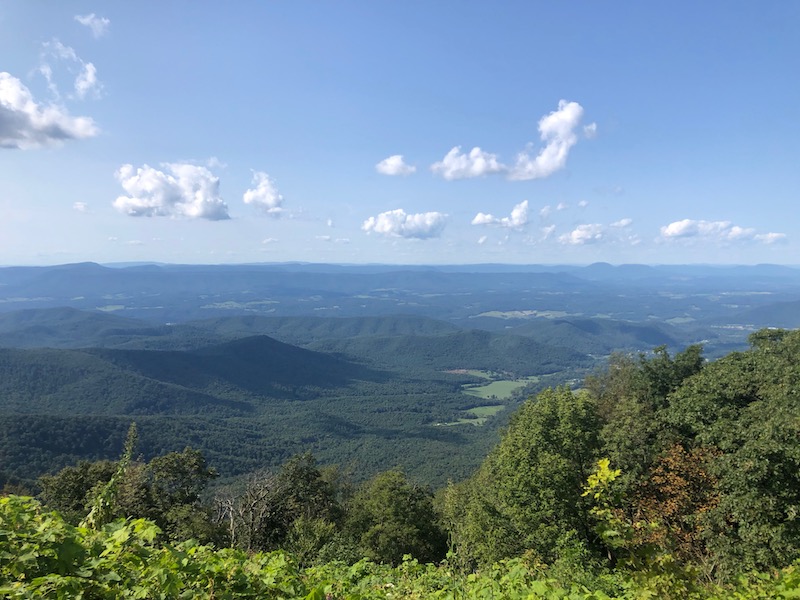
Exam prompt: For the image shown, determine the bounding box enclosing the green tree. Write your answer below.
[665,329,800,575]
[445,386,601,566]
[345,469,446,565]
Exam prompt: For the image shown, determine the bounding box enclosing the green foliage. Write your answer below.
[40,441,220,544]
[665,329,800,576]
[445,386,601,566]
[3,494,800,599]
[345,470,447,565]
[215,453,342,559]
[81,422,138,530]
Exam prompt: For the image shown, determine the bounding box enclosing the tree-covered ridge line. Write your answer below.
[0,311,586,488]
[2,262,800,355]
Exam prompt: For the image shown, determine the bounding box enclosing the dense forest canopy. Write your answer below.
[3,328,800,597]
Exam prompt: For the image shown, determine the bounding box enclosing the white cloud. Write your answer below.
[584,122,598,139]
[540,205,552,219]
[540,225,556,240]
[559,223,605,245]
[261,237,278,244]
[362,208,447,239]
[556,202,568,211]
[611,218,633,228]
[472,200,529,230]
[113,163,230,220]
[74,63,98,99]
[578,200,589,208]
[376,154,416,176]
[430,146,506,180]
[75,14,110,38]
[0,72,98,149]
[39,40,102,100]
[509,100,585,181]
[755,232,787,244]
[243,171,284,216]
[72,202,89,212]
[659,219,786,244]
[326,218,334,228]
[477,235,488,245]
[316,235,332,242]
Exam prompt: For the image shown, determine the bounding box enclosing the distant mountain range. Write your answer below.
[1,261,799,489]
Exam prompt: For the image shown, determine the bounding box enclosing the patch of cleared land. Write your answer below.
[466,405,505,418]
[462,377,539,400]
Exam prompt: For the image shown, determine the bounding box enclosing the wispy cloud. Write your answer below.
[559,219,640,246]
[611,218,633,228]
[39,39,102,100]
[376,154,416,176]
[75,14,110,38]
[113,163,230,220]
[362,208,447,239]
[0,72,98,149]
[660,219,786,244]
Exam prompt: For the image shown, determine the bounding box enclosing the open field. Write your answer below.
[462,377,539,400]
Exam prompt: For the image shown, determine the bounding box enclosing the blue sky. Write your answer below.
[1,1,798,265]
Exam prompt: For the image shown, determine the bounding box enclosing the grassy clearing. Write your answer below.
[463,377,538,400]
[466,405,506,418]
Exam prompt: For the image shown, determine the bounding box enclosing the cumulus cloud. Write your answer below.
[660,219,785,244]
[376,154,416,176]
[578,200,589,208]
[431,146,506,180]
[40,40,102,100]
[559,224,605,245]
[113,163,230,220]
[584,122,598,139]
[75,13,110,37]
[72,201,89,212]
[362,208,447,239]
[0,72,98,149]
[243,171,284,216]
[477,235,488,245]
[509,100,585,181]
[472,200,529,230]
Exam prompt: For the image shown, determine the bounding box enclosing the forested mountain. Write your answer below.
[1,316,586,487]
[498,317,682,355]
[2,256,800,494]
[306,329,589,375]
